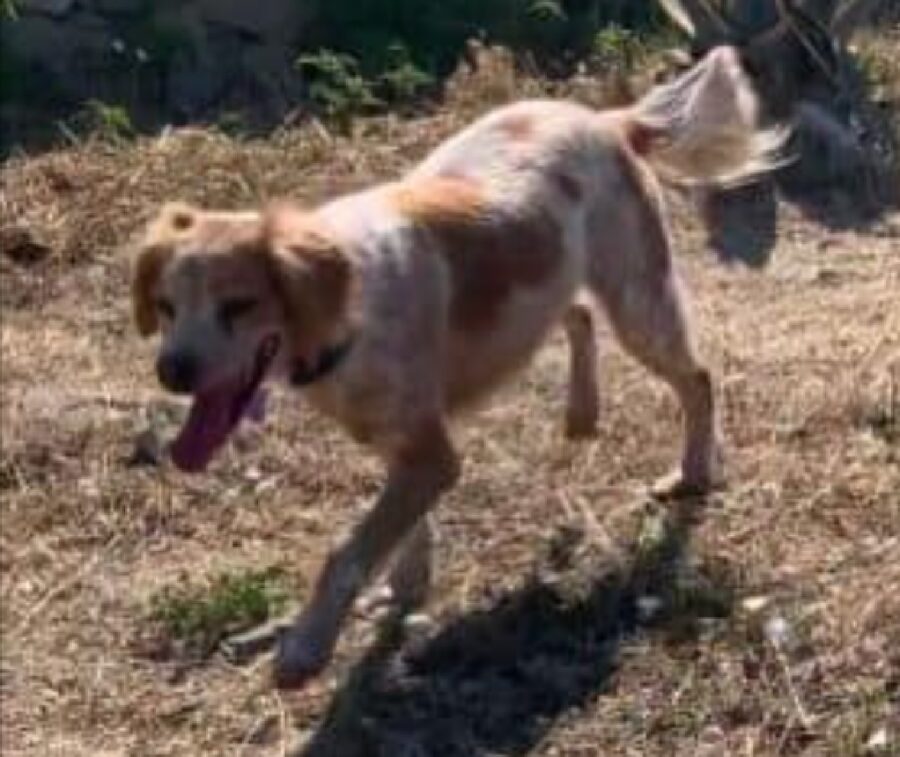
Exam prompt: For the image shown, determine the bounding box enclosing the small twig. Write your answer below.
[275,690,289,757]
[770,640,815,732]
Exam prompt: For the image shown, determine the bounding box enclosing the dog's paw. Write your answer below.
[273,630,331,690]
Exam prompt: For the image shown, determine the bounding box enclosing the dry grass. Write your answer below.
[2,37,899,757]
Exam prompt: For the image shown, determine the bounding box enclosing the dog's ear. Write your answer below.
[130,203,195,336]
[263,203,354,354]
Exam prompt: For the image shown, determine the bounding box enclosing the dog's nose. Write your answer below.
[156,350,198,394]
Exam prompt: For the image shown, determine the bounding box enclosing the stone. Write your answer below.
[5,12,116,105]
[4,13,112,70]
[89,0,144,14]
[18,0,75,17]
[197,0,315,41]
[1,15,68,64]
[164,25,241,119]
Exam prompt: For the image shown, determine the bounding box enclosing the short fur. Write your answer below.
[131,46,787,688]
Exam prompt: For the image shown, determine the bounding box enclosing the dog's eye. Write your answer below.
[219,298,258,325]
[155,297,175,319]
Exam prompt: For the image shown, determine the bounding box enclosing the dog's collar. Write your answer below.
[290,336,355,387]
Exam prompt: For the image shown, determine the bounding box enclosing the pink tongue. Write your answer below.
[170,382,242,473]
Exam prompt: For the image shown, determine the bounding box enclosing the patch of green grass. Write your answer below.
[148,567,288,654]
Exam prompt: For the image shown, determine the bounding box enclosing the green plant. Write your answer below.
[148,567,288,654]
[1,0,17,21]
[378,42,434,102]
[592,24,644,70]
[76,100,135,141]
[527,0,566,23]
[297,49,382,129]
[309,0,666,89]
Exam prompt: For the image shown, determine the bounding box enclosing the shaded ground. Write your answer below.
[2,45,899,757]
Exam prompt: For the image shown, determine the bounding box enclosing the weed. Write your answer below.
[72,100,136,142]
[378,42,434,104]
[297,49,382,131]
[591,24,675,73]
[148,567,288,655]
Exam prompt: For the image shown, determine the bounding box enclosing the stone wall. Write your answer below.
[1,0,320,145]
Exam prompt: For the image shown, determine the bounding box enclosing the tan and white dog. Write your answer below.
[131,47,786,688]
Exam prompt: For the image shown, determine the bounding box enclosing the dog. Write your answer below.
[131,46,787,689]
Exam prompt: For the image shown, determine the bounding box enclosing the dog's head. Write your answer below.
[131,201,355,472]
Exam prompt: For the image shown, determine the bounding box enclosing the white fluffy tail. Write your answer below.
[627,46,791,186]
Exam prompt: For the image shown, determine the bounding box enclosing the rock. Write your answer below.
[89,0,144,14]
[3,13,113,103]
[19,0,75,17]
[238,41,301,114]
[4,0,321,146]
[2,15,67,65]
[197,0,314,41]
[165,23,243,119]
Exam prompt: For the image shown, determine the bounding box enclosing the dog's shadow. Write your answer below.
[297,499,735,757]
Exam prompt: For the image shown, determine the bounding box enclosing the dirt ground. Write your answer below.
[2,46,899,756]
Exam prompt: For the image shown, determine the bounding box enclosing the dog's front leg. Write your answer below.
[274,420,459,690]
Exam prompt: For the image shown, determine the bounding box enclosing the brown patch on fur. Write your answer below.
[390,177,487,229]
[496,112,535,141]
[131,242,174,336]
[391,177,564,332]
[263,204,357,359]
[130,202,202,336]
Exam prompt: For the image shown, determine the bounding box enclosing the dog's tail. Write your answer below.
[622,46,791,186]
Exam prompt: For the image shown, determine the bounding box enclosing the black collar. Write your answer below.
[290,337,355,387]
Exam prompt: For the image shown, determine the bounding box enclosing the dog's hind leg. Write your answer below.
[589,261,723,499]
[564,301,600,439]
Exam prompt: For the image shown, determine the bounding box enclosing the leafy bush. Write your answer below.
[298,42,437,127]
[378,42,435,103]
[297,49,383,129]
[296,1,667,124]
